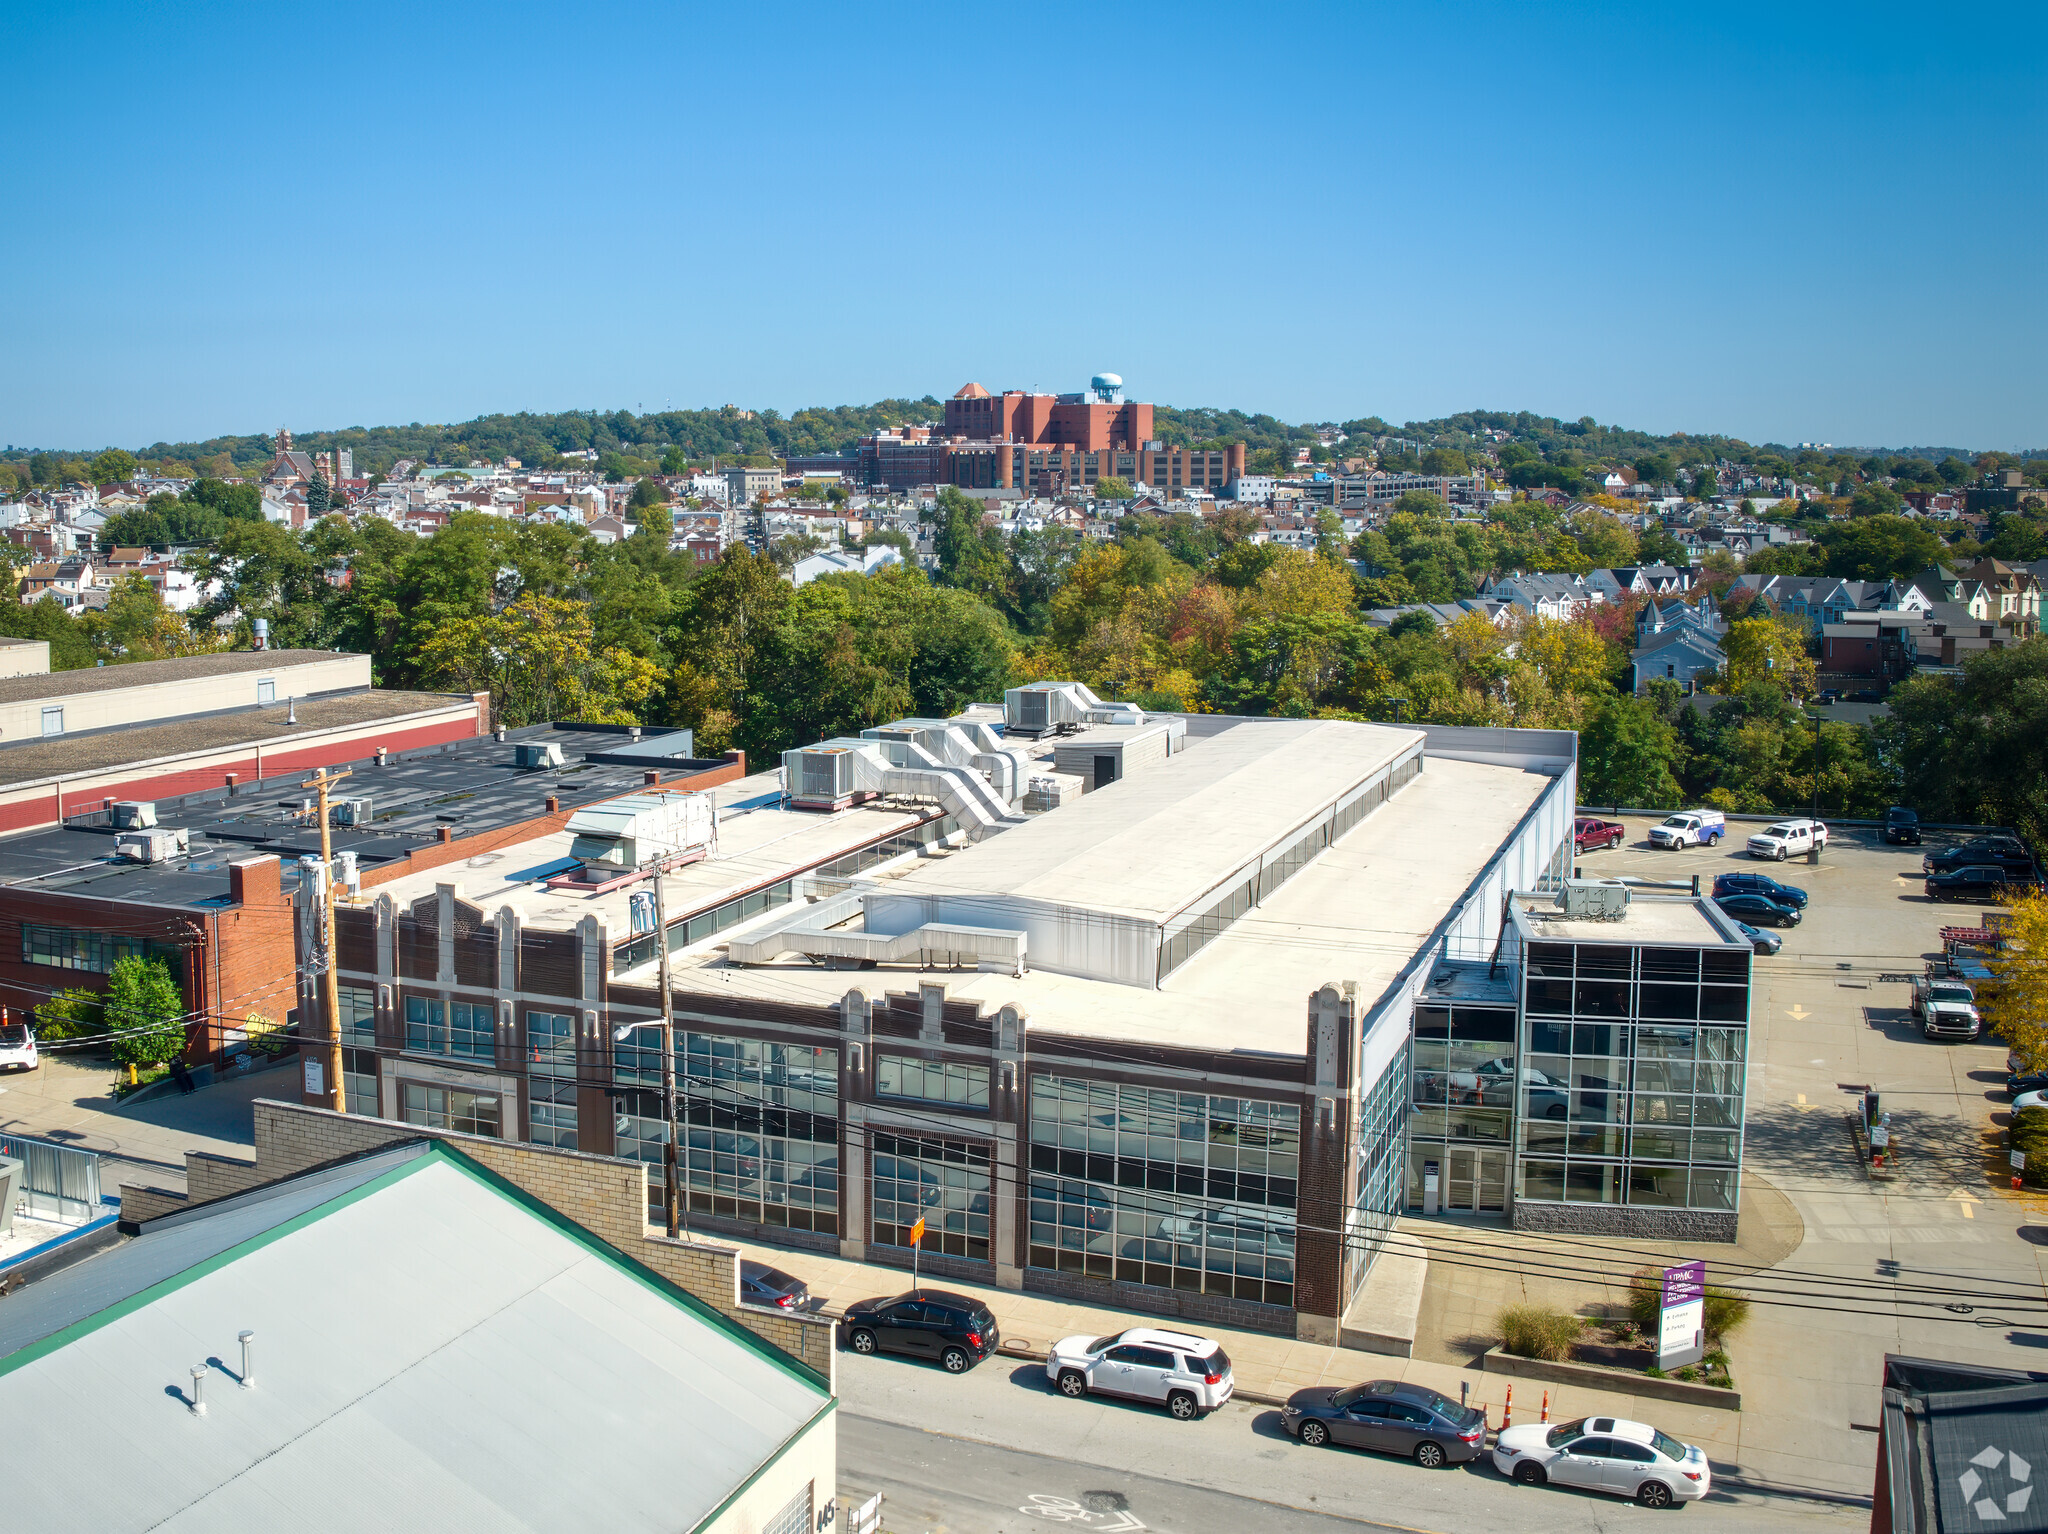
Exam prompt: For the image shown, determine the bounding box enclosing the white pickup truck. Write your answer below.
[1649,809,1727,849]
[1913,971,1983,1041]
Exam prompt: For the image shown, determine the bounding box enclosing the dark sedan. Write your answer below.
[2007,1072,2048,1102]
[1714,892,1802,928]
[842,1289,999,1373]
[1712,872,1809,909]
[1926,865,2022,903]
[1926,837,2035,878]
[1280,1380,1488,1468]
[739,1259,810,1311]
[1734,920,1782,956]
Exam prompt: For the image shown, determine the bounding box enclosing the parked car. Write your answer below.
[843,1289,1000,1373]
[1734,920,1782,956]
[1926,836,2036,879]
[1712,872,1809,909]
[0,1017,37,1073]
[1884,806,1922,845]
[1449,1058,1566,1115]
[1815,688,1840,705]
[1046,1327,1233,1420]
[1912,972,1982,1040]
[1847,688,1884,703]
[739,1259,810,1310]
[1280,1379,1488,1467]
[1925,865,2021,903]
[1492,1415,1711,1508]
[1746,818,1828,861]
[1574,816,1626,853]
[2014,1090,2048,1115]
[1648,809,1726,849]
[1713,891,1802,928]
[2006,1071,2048,1101]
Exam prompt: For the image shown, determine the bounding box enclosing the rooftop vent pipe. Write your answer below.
[189,1364,208,1416]
[238,1330,255,1388]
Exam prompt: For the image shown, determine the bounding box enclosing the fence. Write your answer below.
[0,1132,104,1225]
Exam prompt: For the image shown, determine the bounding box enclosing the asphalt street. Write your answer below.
[835,1348,1867,1534]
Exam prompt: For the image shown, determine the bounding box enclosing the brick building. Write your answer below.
[853,379,1246,496]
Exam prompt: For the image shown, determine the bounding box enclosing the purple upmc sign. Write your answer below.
[1662,1260,1706,1308]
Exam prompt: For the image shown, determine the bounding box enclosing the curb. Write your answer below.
[835,1325,1295,1407]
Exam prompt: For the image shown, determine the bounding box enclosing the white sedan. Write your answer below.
[1493,1415,1711,1509]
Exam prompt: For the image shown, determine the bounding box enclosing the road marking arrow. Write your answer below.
[1787,1004,1813,1021]
[1949,1189,1980,1219]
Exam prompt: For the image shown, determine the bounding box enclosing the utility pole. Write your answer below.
[304,767,350,1115]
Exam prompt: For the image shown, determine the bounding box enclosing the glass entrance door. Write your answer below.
[1444,1147,1509,1212]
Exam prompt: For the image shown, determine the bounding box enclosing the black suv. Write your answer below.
[843,1289,1000,1373]
[1926,836,2035,878]
[1925,864,2031,903]
[1884,807,1921,845]
[1711,872,1809,909]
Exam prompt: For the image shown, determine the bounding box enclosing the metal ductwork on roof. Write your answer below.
[1003,682,1149,738]
[726,891,1027,975]
[779,737,1027,840]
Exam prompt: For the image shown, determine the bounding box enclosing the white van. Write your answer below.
[1746,819,1828,861]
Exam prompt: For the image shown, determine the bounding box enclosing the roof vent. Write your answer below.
[515,742,564,769]
[115,828,190,864]
[111,801,157,830]
[1557,880,1630,921]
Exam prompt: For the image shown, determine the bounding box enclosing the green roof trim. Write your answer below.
[0,1145,442,1383]
[689,1396,838,1534]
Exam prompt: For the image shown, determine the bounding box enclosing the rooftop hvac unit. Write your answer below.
[784,747,859,806]
[110,801,157,830]
[114,828,190,864]
[514,741,564,769]
[1557,880,1630,921]
[333,797,373,827]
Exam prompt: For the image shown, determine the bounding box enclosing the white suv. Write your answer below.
[1493,1415,1711,1508]
[1046,1327,1233,1420]
[0,1017,37,1073]
[1746,818,1827,860]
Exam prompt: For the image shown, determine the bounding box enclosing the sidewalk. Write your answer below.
[717,1224,1853,1500]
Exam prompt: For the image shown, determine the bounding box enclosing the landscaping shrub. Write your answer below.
[2013,1107,2048,1189]
[1498,1305,1585,1361]
[1703,1287,1750,1341]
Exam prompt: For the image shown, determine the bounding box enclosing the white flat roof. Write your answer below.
[668,753,1554,1057]
[896,718,1423,924]
[356,768,929,936]
[1513,893,1748,948]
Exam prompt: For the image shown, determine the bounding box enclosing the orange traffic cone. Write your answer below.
[1503,1384,1513,1430]
[1541,1389,1550,1423]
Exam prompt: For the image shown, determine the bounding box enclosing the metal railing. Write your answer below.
[0,1131,104,1226]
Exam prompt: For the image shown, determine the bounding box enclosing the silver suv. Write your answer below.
[1046,1327,1233,1419]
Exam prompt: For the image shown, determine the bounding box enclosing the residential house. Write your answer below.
[790,543,903,586]
[1821,613,1916,682]
[1479,571,1597,620]
[1361,598,1515,631]
[1631,625,1724,693]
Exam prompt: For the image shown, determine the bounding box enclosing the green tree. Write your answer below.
[89,448,138,486]
[1094,476,1134,501]
[1819,514,1944,581]
[1877,638,2048,847]
[1849,484,1905,518]
[34,986,105,1041]
[1421,447,1469,476]
[418,593,660,727]
[106,955,186,1073]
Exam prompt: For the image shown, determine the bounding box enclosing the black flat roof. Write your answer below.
[0,724,729,911]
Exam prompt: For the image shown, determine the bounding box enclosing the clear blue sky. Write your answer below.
[4,2,2042,452]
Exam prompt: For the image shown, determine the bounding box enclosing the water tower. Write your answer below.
[1089,372,1124,404]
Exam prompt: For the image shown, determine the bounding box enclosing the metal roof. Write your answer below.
[0,1142,828,1534]
[0,649,351,705]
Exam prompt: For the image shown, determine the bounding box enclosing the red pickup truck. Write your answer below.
[1574,816,1626,853]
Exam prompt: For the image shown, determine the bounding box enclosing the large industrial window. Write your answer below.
[872,1131,991,1260]
[404,997,493,1060]
[761,1484,813,1534]
[877,1055,989,1109]
[337,986,376,1046]
[340,1048,379,1117]
[1027,1076,1299,1307]
[526,1010,577,1150]
[401,1084,500,1138]
[613,1029,839,1233]
[21,924,151,974]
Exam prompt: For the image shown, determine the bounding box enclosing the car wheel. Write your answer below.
[1167,1390,1199,1421]
[941,1347,969,1374]
[1058,1369,1087,1398]
[1513,1460,1547,1486]
[1610,831,1623,849]
[1637,1480,1674,1509]
[1299,1420,1329,1447]
[849,1328,877,1355]
[1545,1103,1567,1119]
[1415,1441,1447,1469]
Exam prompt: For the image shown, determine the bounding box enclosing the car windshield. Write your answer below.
[1659,817,1687,828]
[1651,1428,1689,1461]
[1546,1419,1590,1448]
[1328,1384,1366,1408]
[1890,810,1917,823]
[1088,1331,1126,1354]
[1931,986,1974,1003]
[1763,824,1794,837]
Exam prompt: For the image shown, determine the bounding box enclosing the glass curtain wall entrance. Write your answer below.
[1407,1003,1518,1215]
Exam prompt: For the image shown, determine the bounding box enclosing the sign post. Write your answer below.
[909,1216,926,1295]
[1658,1261,1706,1370]
[1422,1159,1440,1216]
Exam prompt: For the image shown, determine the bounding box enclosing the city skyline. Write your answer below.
[4,2,2042,448]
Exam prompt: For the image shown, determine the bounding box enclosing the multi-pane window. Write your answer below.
[401,1083,500,1138]
[1027,1076,1299,1307]
[877,1055,989,1109]
[337,986,376,1046]
[340,1047,379,1117]
[526,1010,577,1150]
[872,1132,991,1260]
[22,923,150,973]
[614,1029,839,1234]
[1516,941,1748,1213]
[761,1484,813,1534]
[1350,1045,1409,1299]
[404,997,493,1060]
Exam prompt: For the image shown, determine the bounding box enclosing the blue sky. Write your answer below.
[4,2,2042,451]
